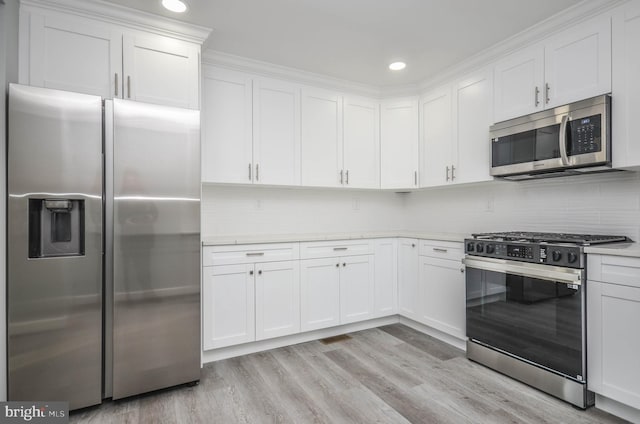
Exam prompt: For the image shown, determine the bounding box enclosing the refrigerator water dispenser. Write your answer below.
[29,199,85,258]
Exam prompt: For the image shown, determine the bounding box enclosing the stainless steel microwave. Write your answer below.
[490,95,611,180]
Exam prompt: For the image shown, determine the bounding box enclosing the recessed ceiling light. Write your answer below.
[389,62,406,71]
[162,0,187,13]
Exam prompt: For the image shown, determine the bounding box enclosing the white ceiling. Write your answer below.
[105,0,584,87]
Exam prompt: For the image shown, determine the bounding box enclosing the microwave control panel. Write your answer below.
[568,114,601,155]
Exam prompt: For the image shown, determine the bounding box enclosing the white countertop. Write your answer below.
[584,242,640,258]
[202,231,468,246]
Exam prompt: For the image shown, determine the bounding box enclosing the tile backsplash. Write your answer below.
[202,170,640,241]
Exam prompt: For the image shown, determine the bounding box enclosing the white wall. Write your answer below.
[1,0,20,402]
[201,185,407,237]
[405,171,640,241]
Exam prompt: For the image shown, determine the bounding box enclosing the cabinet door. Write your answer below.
[300,258,341,331]
[373,239,397,318]
[612,2,640,169]
[201,67,253,184]
[343,96,380,189]
[122,34,199,109]
[27,13,121,98]
[301,89,343,187]
[420,86,453,187]
[493,45,544,121]
[454,70,493,185]
[544,15,611,109]
[203,264,255,350]
[418,257,465,339]
[340,255,375,324]
[253,78,301,186]
[380,99,419,189]
[398,238,420,320]
[588,281,640,409]
[255,261,301,341]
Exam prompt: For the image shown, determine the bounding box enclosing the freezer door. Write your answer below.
[7,84,103,410]
[111,99,201,399]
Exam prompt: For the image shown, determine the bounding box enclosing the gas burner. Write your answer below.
[471,231,630,246]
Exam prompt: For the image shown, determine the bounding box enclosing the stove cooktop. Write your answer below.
[471,231,631,246]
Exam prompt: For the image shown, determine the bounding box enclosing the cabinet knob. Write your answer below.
[460,268,465,273]
[258,270,262,275]
[411,243,415,248]
[336,263,339,267]
[249,270,254,275]
[342,263,346,267]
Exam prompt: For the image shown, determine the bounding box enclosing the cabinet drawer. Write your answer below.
[300,240,374,259]
[588,254,640,288]
[203,243,299,266]
[419,240,463,260]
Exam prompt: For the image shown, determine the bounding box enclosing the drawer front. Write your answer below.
[300,240,374,259]
[419,240,463,260]
[588,254,640,288]
[203,243,300,266]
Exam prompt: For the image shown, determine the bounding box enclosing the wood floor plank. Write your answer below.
[379,324,464,361]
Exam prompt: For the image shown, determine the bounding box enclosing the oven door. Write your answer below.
[463,256,586,382]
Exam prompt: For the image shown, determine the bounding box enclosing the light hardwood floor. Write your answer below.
[71,324,628,423]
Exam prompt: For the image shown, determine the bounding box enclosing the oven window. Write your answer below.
[466,267,583,380]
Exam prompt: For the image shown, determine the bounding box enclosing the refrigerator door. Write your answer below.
[111,99,201,399]
[7,84,103,410]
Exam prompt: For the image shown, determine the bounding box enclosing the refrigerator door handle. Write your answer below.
[103,99,114,398]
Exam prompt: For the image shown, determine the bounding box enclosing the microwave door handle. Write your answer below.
[559,114,570,166]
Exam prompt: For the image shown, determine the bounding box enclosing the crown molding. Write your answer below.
[20,0,212,44]
[202,50,382,98]
[418,0,627,93]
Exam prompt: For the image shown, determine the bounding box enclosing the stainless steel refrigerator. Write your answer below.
[7,84,201,410]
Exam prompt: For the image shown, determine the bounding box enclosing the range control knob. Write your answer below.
[476,243,484,253]
[552,251,562,262]
[466,242,475,252]
[486,244,495,254]
[567,252,578,264]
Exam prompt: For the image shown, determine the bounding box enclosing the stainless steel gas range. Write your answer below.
[462,231,630,409]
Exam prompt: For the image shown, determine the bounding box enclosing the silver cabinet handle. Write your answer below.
[346,170,349,185]
[414,170,417,186]
[545,83,550,104]
[256,164,259,181]
[446,166,450,182]
[246,252,264,256]
[451,165,456,181]
[127,76,131,99]
[433,248,448,253]
[248,163,252,181]
[340,169,344,185]
[534,86,540,107]
[333,247,348,251]
[115,73,119,97]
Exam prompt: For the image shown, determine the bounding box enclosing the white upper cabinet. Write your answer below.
[493,14,611,121]
[343,96,380,189]
[420,86,453,187]
[20,5,203,109]
[26,14,122,98]
[544,15,611,109]
[253,78,301,185]
[201,67,253,184]
[122,34,199,108]
[612,1,640,169]
[493,45,544,122]
[380,99,420,189]
[453,70,493,185]
[301,88,344,187]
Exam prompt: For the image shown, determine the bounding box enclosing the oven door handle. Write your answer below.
[462,256,582,285]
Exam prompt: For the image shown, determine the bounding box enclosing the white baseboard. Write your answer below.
[398,316,467,352]
[595,394,640,423]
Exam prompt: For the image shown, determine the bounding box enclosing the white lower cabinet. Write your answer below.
[300,257,341,331]
[398,238,420,320]
[300,254,375,330]
[373,239,398,317]
[203,264,255,350]
[418,256,465,339]
[255,261,301,341]
[588,254,640,411]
